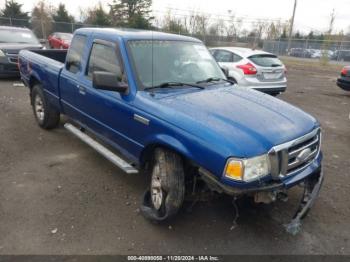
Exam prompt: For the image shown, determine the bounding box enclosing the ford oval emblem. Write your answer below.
[297,148,312,162]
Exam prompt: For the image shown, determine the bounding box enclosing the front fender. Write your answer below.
[141,133,194,165]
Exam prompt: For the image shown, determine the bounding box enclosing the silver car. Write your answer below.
[210,47,287,95]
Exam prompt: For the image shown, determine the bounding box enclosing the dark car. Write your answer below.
[337,66,350,91]
[332,50,350,62]
[0,26,43,77]
[288,48,312,58]
[48,32,73,49]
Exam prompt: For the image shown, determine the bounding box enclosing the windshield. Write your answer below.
[248,54,282,67]
[127,40,225,89]
[0,29,39,44]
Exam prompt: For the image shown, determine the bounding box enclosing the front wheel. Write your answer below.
[31,84,60,129]
[140,148,185,222]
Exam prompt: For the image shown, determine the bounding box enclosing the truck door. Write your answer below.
[59,34,88,120]
[75,39,141,159]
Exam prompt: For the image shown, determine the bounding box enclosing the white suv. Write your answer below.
[210,47,287,95]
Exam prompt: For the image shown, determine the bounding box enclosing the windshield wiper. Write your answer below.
[196,77,235,85]
[271,64,282,67]
[144,81,205,91]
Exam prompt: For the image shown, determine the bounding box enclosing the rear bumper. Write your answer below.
[254,86,287,94]
[237,78,287,94]
[337,78,350,91]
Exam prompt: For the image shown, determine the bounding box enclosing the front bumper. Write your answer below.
[0,63,19,77]
[337,77,350,91]
[200,150,322,195]
[199,154,323,235]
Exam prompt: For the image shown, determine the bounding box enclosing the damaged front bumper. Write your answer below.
[199,166,324,235]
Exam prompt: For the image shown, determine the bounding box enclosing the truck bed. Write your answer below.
[19,49,68,112]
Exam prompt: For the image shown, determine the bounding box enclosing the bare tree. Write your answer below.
[321,9,336,64]
[188,12,209,38]
[31,0,54,39]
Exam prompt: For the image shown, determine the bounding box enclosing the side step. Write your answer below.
[64,123,138,174]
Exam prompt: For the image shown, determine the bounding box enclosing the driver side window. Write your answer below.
[86,42,123,81]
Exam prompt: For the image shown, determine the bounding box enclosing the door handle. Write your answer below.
[77,85,86,95]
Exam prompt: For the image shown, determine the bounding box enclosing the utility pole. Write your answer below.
[287,0,297,52]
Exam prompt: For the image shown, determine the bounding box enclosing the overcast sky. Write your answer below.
[1,0,349,33]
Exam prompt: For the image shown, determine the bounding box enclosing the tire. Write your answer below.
[140,148,185,222]
[31,84,60,129]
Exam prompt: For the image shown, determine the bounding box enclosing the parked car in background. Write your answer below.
[210,47,287,95]
[48,32,73,49]
[0,26,43,77]
[288,48,312,58]
[332,50,350,62]
[337,66,350,91]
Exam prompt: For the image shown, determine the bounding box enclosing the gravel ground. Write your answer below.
[0,61,349,255]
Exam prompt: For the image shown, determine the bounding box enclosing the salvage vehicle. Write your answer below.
[0,26,43,77]
[210,47,287,96]
[337,66,350,91]
[18,28,324,234]
[48,32,73,49]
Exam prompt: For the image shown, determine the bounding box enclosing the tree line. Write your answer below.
[0,0,348,44]
[0,0,153,38]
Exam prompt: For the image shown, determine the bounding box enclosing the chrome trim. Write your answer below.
[268,128,321,179]
[134,114,150,125]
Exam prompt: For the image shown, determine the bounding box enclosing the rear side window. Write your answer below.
[86,42,122,80]
[66,34,87,73]
[214,50,233,62]
[213,50,242,63]
[249,54,282,67]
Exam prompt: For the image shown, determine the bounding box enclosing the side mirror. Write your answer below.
[66,60,81,72]
[93,71,128,94]
[221,67,229,77]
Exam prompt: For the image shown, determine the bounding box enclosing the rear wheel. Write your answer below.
[31,84,60,129]
[140,148,185,222]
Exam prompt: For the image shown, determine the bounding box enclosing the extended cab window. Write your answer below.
[86,42,122,80]
[66,35,87,73]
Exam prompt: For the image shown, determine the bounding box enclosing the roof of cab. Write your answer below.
[75,27,202,42]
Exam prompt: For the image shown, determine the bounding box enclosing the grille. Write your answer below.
[269,128,321,179]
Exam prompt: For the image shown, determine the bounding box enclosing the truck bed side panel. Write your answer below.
[19,50,65,112]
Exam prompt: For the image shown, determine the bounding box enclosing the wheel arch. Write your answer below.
[140,135,194,168]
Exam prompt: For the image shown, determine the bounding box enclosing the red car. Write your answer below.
[48,32,73,49]
[337,66,350,91]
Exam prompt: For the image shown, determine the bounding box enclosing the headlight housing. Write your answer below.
[0,50,5,57]
[224,154,271,182]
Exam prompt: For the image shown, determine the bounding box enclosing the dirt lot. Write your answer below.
[0,60,349,255]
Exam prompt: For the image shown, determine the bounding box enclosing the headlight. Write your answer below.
[0,50,5,57]
[224,154,270,182]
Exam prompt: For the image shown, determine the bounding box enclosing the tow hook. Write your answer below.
[284,170,324,235]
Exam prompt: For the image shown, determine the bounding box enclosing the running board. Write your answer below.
[64,123,138,174]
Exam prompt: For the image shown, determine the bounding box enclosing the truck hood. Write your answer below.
[145,86,319,157]
[0,43,42,53]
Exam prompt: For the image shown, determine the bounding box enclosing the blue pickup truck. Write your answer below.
[18,28,323,234]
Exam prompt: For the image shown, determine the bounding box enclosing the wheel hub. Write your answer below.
[151,166,163,210]
[34,95,45,121]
